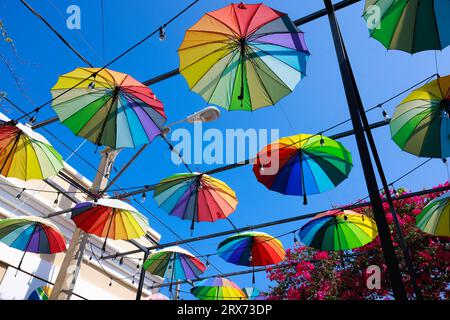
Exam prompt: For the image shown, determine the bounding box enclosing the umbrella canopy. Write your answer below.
[70,198,149,241]
[190,277,246,300]
[253,134,352,204]
[298,210,378,251]
[179,2,310,111]
[0,216,66,254]
[153,172,238,230]
[243,287,265,300]
[146,293,170,300]
[217,231,285,267]
[51,67,166,149]
[27,286,52,300]
[363,0,450,53]
[0,114,63,181]
[143,246,206,281]
[390,75,450,158]
[416,192,450,237]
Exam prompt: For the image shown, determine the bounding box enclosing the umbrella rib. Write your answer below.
[178,39,236,52]
[247,42,308,76]
[183,47,239,92]
[205,13,240,38]
[245,47,293,92]
[242,3,263,36]
[179,42,237,73]
[0,132,22,174]
[206,52,240,107]
[195,50,239,104]
[56,74,111,89]
[115,94,136,148]
[94,89,118,146]
[249,33,310,53]
[246,53,276,107]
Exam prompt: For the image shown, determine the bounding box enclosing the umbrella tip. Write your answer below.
[238,2,246,9]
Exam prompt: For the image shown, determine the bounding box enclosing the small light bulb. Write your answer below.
[88,81,96,90]
[249,255,253,262]
[320,138,325,146]
[159,27,166,41]
[141,192,146,203]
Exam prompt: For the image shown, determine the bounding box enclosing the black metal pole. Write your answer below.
[323,0,407,300]
[343,47,423,299]
[136,251,149,300]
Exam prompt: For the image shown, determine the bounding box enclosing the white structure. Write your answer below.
[0,160,163,300]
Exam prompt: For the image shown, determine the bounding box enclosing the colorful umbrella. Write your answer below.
[51,67,166,149]
[190,277,246,300]
[363,0,450,53]
[143,246,206,290]
[153,172,238,231]
[70,199,149,251]
[217,231,285,267]
[28,286,52,300]
[298,210,378,251]
[0,216,66,270]
[253,134,352,204]
[179,2,310,111]
[390,75,450,158]
[243,287,265,300]
[416,192,450,237]
[0,114,63,181]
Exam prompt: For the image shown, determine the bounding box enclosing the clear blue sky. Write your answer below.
[1,0,449,299]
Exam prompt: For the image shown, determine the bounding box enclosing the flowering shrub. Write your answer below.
[265,183,450,300]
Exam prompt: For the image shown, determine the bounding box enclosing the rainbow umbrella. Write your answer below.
[253,134,352,204]
[363,0,450,53]
[51,67,166,149]
[190,277,246,300]
[143,246,206,291]
[217,231,285,267]
[0,114,63,181]
[416,192,450,237]
[217,231,285,286]
[243,287,265,300]
[28,286,52,300]
[179,2,310,111]
[0,216,66,270]
[298,210,378,251]
[390,75,450,158]
[153,172,238,232]
[70,198,149,252]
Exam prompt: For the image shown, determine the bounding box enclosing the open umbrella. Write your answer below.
[153,172,238,232]
[0,114,63,181]
[253,134,352,204]
[298,210,378,252]
[363,0,450,53]
[217,231,285,286]
[0,216,66,270]
[143,246,206,291]
[70,198,149,252]
[190,277,246,300]
[28,286,52,300]
[416,192,450,237]
[243,287,265,300]
[217,231,285,267]
[179,2,310,111]
[390,75,450,158]
[51,67,166,149]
